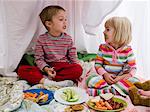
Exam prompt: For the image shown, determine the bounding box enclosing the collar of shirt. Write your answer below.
[105,43,128,63]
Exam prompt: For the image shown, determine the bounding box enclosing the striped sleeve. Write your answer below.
[127,47,136,76]
[67,38,79,64]
[34,37,49,70]
[95,45,107,75]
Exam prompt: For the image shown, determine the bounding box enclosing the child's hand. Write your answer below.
[139,89,150,97]
[114,74,131,82]
[122,73,131,80]
[103,73,116,85]
[44,67,56,78]
[47,68,56,79]
[114,76,124,82]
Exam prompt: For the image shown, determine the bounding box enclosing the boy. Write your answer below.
[18,6,82,87]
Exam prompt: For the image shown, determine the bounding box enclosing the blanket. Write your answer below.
[0,61,149,112]
[78,61,150,112]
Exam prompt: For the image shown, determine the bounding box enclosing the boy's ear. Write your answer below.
[45,21,51,27]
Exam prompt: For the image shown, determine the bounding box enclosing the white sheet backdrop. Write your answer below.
[0,0,121,76]
[0,0,150,80]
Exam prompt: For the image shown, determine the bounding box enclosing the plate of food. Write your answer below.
[54,87,89,105]
[87,93,127,112]
[23,89,54,105]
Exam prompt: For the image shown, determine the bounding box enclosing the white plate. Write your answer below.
[54,87,89,105]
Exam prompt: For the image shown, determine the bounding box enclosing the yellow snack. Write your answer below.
[38,94,48,103]
[71,104,84,111]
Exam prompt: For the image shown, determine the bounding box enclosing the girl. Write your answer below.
[86,17,139,96]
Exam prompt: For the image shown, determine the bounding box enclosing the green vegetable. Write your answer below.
[61,88,79,102]
[60,93,67,101]
[68,94,79,102]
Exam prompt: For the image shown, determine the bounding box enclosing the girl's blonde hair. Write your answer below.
[105,17,132,46]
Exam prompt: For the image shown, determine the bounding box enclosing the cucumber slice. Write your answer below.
[62,88,79,102]
[66,90,72,101]
[60,94,67,101]
[71,89,76,97]
[68,94,79,102]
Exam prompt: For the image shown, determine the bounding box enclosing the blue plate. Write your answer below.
[23,89,54,105]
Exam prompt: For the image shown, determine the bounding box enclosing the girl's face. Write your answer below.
[48,10,67,36]
[103,25,115,44]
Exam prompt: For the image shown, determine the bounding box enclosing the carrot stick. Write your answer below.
[105,101,113,110]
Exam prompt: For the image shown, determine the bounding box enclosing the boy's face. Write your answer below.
[103,25,115,44]
[47,10,67,36]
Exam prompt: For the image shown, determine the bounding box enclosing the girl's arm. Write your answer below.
[114,47,137,82]
[95,47,116,84]
[126,46,137,77]
[95,45,107,76]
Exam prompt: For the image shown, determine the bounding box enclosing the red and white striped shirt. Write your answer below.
[34,32,79,70]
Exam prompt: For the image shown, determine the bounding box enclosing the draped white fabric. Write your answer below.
[0,0,149,80]
[82,0,122,35]
[0,0,44,76]
[0,0,121,76]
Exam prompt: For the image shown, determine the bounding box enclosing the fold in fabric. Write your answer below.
[82,0,122,35]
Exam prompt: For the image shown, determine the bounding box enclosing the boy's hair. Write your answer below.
[105,17,132,46]
[39,5,65,29]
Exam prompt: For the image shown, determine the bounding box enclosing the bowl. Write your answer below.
[87,97,127,112]
[23,89,54,105]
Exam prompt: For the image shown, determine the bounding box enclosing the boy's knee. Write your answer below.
[76,64,83,75]
[72,64,83,79]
